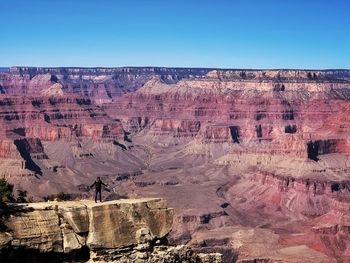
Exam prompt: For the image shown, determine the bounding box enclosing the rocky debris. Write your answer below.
[0,198,222,262]
[88,244,222,263]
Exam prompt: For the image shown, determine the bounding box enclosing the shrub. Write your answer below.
[44,192,72,202]
[0,178,14,203]
[16,190,28,203]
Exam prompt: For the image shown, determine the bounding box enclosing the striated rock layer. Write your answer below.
[1,67,350,262]
[0,198,221,262]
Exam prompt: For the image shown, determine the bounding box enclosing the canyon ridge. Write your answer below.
[1,67,350,262]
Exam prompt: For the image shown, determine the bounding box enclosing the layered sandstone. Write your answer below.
[0,198,221,262]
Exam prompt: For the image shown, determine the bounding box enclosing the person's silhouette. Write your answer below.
[90,177,107,202]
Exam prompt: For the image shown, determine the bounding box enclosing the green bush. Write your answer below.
[44,192,72,202]
[0,178,14,203]
[16,190,28,203]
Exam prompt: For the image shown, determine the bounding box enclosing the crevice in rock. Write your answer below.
[0,98,13,106]
[13,139,42,175]
[0,85,5,94]
[57,209,65,258]
[124,132,132,143]
[113,140,127,150]
[307,141,319,161]
[50,75,58,83]
[273,83,285,92]
[4,113,19,121]
[307,140,337,161]
[255,125,262,140]
[48,98,57,105]
[255,111,266,121]
[12,128,26,136]
[0,246,91,263]
[31,99,42,107]
[331,183,340,192]
[284,125,297,134]
[229,126,240,143]
[75,98,91,106]
[282,110,294,120]
[71,245,90,261]
[0,248,65,263]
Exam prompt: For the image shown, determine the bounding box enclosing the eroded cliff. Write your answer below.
[0,198,221,262]
[1,67,350,262]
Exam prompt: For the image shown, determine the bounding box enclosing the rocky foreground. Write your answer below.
[0,198,221,262]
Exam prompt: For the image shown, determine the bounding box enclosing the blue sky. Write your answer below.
[0,0,349,69]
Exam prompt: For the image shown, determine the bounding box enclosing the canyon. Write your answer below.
[1,67,350,262]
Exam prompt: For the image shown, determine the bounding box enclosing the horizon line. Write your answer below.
[2,66,350,71]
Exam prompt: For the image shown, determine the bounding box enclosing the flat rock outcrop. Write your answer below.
[1,198,172,253]
[0,198,221,262]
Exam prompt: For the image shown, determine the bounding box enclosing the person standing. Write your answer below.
[90,177,107,202]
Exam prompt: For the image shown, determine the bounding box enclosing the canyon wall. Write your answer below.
[1,67,350,262]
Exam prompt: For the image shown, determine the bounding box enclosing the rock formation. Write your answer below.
[1,67,350,262]
[0,198,221,262]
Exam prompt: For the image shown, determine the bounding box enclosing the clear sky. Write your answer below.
[0,0,349,69]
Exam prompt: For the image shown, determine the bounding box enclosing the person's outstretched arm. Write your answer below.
[90,182,96,188]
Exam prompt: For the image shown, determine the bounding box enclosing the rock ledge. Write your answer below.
[0,198,221,262]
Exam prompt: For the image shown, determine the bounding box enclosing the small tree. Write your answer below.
[56,192,72,201]
[16,189,28,203]
[0,178,15,203]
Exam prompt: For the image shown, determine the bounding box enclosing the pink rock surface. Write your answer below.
[1,67,350,262]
